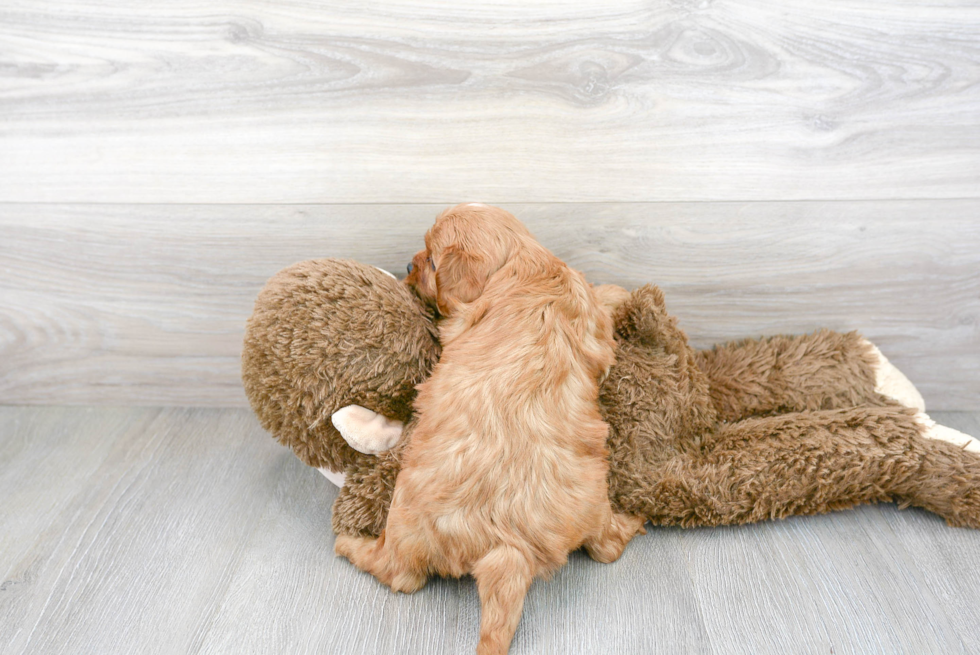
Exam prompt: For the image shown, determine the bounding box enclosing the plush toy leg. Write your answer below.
[903,417,980,527]
[331,404,404,455]
[695,330,922,422]
[627,406,980,529]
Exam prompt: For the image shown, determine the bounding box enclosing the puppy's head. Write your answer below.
[405,249,438,310]
[407,204,532,316]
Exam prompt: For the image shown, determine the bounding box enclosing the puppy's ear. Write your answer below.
[435,245,491,314]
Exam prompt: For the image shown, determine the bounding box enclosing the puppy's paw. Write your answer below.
[585,513,646,564]
[593,284,631,314]
[331,404,404,455]
[862,340,926,412]
[914,412,980,454]
[390,570,428,594]
[334,533,359,559]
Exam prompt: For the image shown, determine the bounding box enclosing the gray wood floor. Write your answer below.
[2,406,979,654]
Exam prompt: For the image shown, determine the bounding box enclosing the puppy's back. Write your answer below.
[399,244,616,572]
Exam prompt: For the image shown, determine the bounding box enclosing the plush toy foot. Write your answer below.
[863,340,926,412]
[915,413,980,454]
[331,404,405,455]
[864,342,978,454]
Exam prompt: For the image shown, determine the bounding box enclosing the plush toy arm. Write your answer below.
[331,405,405,455]
[332,440,405,537]
[316,405,404,489]
[693,330,924,422]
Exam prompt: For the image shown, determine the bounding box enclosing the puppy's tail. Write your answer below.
[473,545,534,655]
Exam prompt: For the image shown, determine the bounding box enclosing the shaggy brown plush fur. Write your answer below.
[241,259,980,537]
[602,287,980,528]
[242,260,440,472]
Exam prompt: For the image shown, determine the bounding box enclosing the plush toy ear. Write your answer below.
[434,245,492,315]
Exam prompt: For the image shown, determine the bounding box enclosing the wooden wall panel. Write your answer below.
[1,0,978,203]
[1,201,977,408]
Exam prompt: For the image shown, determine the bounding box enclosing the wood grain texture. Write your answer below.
[1,0,978,203]
[2,201,978,408]
[1,406,979,654]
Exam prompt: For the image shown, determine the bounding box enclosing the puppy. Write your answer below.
[336,204,645,655]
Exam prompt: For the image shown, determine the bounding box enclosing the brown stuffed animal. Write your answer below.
[242,259,980,538]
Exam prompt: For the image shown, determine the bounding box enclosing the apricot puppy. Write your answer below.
[335,204,645,655]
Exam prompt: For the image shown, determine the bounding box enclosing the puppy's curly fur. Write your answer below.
[335,204,645,655]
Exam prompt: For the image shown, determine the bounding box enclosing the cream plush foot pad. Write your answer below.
[863,341,926,412]
[861,341,977,453]
[914,413,980,454]
[318,467,347,487]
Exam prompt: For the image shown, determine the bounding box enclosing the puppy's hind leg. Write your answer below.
[584,511,646,564]
[472,546,534,655]
[335,531,428,594]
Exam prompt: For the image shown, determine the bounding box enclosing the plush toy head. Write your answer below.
[242,259,441,473]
